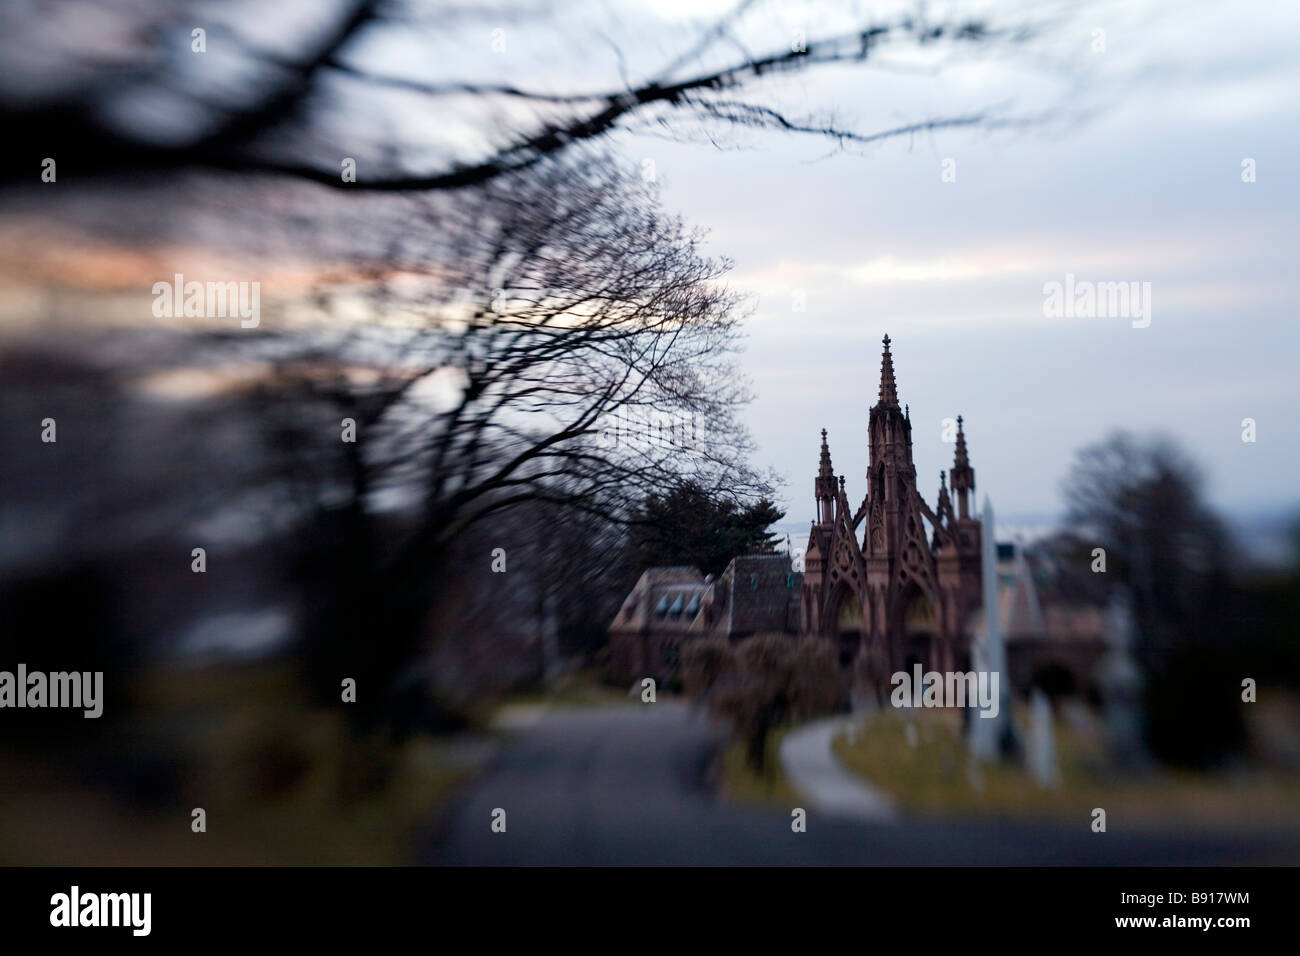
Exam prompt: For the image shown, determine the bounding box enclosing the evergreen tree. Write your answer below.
[630,482,785,578]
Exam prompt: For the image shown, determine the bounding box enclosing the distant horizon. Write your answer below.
[767,504,1296,567]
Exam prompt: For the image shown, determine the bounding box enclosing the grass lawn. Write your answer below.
[832,708,1300,829]
[0,661,473,865]
[717,729,800,808]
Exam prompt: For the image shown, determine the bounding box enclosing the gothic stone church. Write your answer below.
[801,335,983,687]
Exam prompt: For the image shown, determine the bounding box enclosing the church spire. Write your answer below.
[934,470,956,545]
[877,334,899,407]
[949,415,976,520]
[936,470,953,519]
[814,428,837,524]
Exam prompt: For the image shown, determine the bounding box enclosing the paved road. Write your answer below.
[422,702,1296,865]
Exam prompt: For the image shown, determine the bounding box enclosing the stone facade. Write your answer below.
[800,335,984,689]
[609,336,1108,702]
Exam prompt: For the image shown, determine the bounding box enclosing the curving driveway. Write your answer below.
[421,701,1296,866]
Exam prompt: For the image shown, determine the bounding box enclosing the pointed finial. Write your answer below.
[817,428,835,479]
[953,414,969,469]
[877,333,900,407]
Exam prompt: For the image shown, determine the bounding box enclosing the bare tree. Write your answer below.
[225,154,771,724]
[0,0,1087,740]
[1061,431,1245,768]
[0,0,1053,190]
[1062,431,1233,664]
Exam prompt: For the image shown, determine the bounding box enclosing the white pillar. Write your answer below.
[970,494,1011,761]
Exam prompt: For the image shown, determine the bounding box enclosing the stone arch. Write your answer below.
[825,580,866,668]
[901,581,940,673]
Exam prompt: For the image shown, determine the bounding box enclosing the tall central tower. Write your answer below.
[801,335,983,693]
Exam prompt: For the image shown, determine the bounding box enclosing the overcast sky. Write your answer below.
[594,0,1300,529]
[8,0,1295,534]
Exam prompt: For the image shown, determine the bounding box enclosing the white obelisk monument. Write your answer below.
[970,494,1012,761]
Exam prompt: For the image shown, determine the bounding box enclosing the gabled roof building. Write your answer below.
[607,555,801,683]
